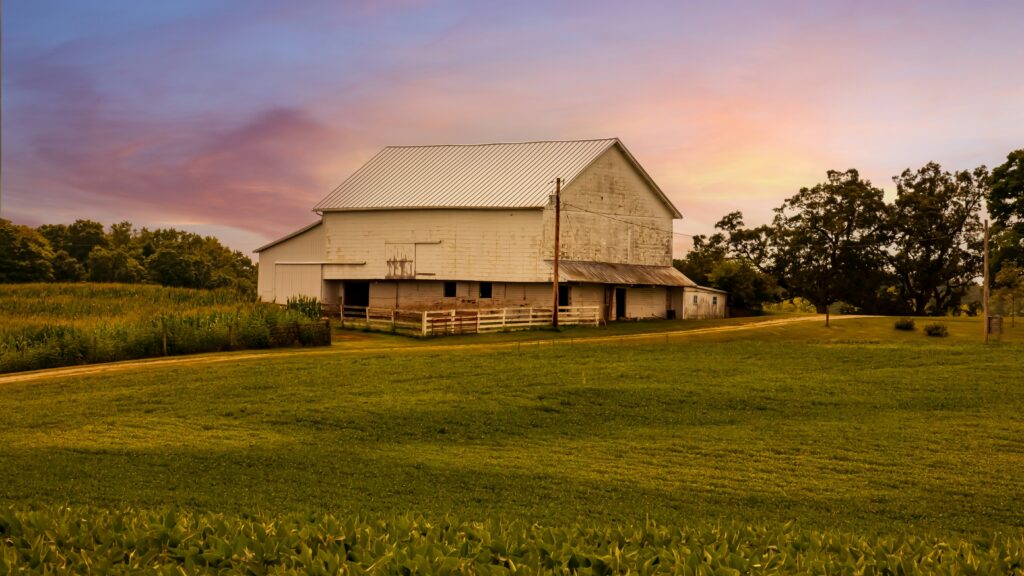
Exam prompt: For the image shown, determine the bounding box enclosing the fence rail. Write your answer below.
[336,305,601,336]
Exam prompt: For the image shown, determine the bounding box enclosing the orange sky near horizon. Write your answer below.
[3,0,1022,257]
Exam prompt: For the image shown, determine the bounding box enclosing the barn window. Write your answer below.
[443,281,457,298]
[713,296,718,306]
[479,282,492,299]
[692,295,698,305]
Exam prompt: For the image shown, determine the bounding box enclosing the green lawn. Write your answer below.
[2,316,1022,539]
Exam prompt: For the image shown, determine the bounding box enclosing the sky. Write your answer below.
[3,0,1023,257]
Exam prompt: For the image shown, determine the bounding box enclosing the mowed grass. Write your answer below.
[1,317,1022,537]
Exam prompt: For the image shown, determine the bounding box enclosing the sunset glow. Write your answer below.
[4,0,1023,255]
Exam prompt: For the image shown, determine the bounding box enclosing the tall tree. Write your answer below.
[706,259,777,311]
[988,149,1024,228]
[0,219,55,282]
[994,263,1023,325]
[889,163,987,315]
[988,149,1024,275]
[772,169,888,325]
[673,232,727,286]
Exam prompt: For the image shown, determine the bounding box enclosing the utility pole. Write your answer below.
[983,219,990,344]
[552,177,562,329]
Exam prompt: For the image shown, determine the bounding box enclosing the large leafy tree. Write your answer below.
[988,149,1024,228]
[994,263,1023,324]
[706,259,777,311]
[673,212,778,310]
[673,232,727,286]
[889,163,987,315]
[38,220,109,264]
[988,149,1024,275]
[772,169,888,325]
[0,219,55,282]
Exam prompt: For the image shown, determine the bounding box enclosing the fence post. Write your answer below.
[422,311,428,336]
[476,310,481,334]
[392,309,396,331]
[502,308,507,329]
[366,308,370,323]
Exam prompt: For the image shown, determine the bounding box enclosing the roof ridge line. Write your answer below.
[384,138,618,149]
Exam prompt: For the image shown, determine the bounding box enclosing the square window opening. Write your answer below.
[443,281,457,298]
[479,282,492,299]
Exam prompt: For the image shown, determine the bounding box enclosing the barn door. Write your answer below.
[615,287,627,320]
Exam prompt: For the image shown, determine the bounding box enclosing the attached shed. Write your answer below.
[255,221,326,304]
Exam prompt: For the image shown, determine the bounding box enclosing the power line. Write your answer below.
[561,202,696,238]
[562,201,980,247]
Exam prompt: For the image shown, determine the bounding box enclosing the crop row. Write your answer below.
[1,507,1022,575]
[0,284,328,373]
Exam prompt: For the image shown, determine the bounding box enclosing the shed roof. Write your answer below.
[313,138,681,218]
[253,220,321,253]
[555,261,697,287]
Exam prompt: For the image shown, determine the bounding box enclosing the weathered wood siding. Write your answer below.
[681,287,727,319]
[322,209,547,282]
[624,287,668,319]
[272,264,323,304]
[543,146,674,266]
[257,224,325,303]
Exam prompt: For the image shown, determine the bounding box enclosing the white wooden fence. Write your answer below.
[339,306,601,336]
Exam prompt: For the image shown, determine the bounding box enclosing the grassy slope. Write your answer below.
[1,317,1022,536]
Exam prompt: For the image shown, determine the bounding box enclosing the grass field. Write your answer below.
[2,315,1022,572]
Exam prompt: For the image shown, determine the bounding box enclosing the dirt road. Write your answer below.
[0,314,862,385]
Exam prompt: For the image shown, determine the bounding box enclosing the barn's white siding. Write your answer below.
[274,264,323,303]
[543,146,674,267]
[624,287,668,319]
[322,209,547,283]
[257,223,325,303]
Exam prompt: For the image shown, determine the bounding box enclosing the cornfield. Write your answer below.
[1,507,1021,575]
[0,283,329,373]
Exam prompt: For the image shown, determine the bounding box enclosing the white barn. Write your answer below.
[256,138,726,322]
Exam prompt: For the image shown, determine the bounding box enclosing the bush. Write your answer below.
[894,318,916,331]
[923,323,949,337]
[286,295,322,320]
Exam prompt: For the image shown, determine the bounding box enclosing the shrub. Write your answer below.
[286,295,322,320]
[894,318,916,331]
[923,323,949,337]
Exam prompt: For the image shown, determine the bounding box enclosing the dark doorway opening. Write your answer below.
[558,285,570,307]
[615,287,627,320]
[344,281,370,307]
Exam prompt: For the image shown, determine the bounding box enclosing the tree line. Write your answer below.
[675,149,1024,319]
[0,219,257,296]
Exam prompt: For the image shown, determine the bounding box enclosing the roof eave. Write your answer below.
[253,220,322,253]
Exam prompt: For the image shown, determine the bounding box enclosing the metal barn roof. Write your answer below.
[555,261,697,287]
[313,138,681,217]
